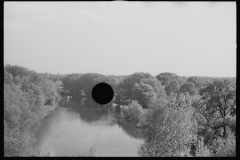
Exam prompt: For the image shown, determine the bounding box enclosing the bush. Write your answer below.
[213,134,236,157]
[194,137,212,157]
[138,95,198,157]
[121,100,144,122]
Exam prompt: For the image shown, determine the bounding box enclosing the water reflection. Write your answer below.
[34,99,144,156]
[60,99,117,126]
[117,120,144,140]
[61,99,144,140]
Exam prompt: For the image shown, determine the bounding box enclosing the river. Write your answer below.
[33,98,144,157]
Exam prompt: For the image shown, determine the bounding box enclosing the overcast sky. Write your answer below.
[4,2,236,77]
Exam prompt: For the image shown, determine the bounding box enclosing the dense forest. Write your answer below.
[4,64,236,157]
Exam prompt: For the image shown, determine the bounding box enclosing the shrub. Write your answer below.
[121,100,144,122]
[138,95,198,157]
[195,137,212,157]
[213,134,236,157]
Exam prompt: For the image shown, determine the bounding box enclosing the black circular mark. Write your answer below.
[92,82,114,105]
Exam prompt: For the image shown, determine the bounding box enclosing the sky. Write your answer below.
[4,2,236,77]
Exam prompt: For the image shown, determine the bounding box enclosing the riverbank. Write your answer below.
[37,104,58,119]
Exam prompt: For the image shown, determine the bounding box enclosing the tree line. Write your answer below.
[4,64,63,156]
[4,64,236,157]
[44,70,236,157]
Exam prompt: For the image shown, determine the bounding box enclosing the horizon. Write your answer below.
[4,63,236,78]
[4,2,236,77]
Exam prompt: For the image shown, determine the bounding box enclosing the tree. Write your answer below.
[156,72,177,86]
[117,72,152,102]
[4,83,40,156]
[138,94,198,157]
[4,64,32,78]
[213,134,236,157]
[4,70,14,85]
[61,73,82,99]
[187,77,203,91]
[95,75,122,92]
[76,73,104,99]
[165,80,179,95]
[141,77,166,99]
[4,64,63,156]
[179,82,198,96]
[156,72,187,87]
[132,82,158,108]
[121,100,144,122]
[197,79,236,140]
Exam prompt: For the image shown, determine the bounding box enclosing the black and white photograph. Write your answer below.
[4,1,236,157]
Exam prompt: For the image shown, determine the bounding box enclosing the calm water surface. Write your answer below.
[33,99,144,157]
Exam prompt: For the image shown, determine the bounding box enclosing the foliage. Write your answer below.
[194,137,212,157]
[190,79,236,157]
[95,75,123,92]
[140,77,166,98]
[138,94,198,157]
[132,82,158,108]
[116,73,165,107]
[121,100,144,122]
[156,72,178,86]
[4,65,63,157]
[4,64,236,157]
[156,72,187,87]
[196,79,236,140]
[213,134,236,157]
[5,64,32,77]
[117,72,152,99]
[60,73,124,101]
[179,82,198,96]
[165,80,179,95]
[187,76,204,91]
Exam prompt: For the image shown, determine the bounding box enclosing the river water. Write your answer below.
[33,99,144,157]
